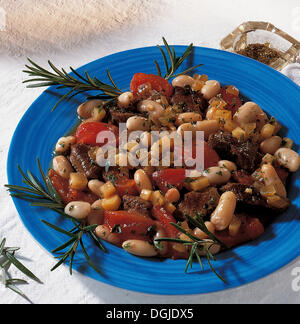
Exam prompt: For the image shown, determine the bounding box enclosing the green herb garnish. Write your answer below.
[155,38,203,80]
[112,224,122,234]
[5,159,106,275]
[22,59,122,111]
[0,238,42,299]
[154,213,226,283]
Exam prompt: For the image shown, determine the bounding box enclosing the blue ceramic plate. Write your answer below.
[7,46,300,295]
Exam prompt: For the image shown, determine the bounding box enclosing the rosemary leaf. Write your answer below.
[79,239,102,275]
[42,220,78,239]
[5,252,42,284]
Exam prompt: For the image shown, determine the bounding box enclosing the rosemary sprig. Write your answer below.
[0,237,42,298]
[155,37,203,80]
[23,38,202,112]
[5,159,106,275]
[23,58,122,111]
[155,213,226,283]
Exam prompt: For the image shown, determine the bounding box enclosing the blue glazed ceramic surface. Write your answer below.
[7,46,300,295]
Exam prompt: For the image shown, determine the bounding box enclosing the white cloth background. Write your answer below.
[0,0,299,304]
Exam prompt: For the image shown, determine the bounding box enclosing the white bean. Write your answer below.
[52,156,73,179]
[176,112,202,126]
[260,136,282,155]
[154,227,168,256]
[134,169,153,192]
[195,120,219,140]
[198,240,221,256]
[165,188,180,203]
[172,75,195,88]
[55,136,76,154]
[140,132,152,148]
[275,148,300,173]
[77,100,104,119]
[87,200,104,225]
[126,116,149,132]
[218,160,237,173]
[122,240,158,257]
[138,100,165,119]
[261,164,287,198]
[201,80,221,100]
[88,180,105,198]
[177,123,196,136]
[233,102,267,130]
[203,167,231,186]
[193,222,215,240]
[95,225,121,245]
[118,92,134,108]
[206,107,216,120]
[210,191,237,231]
[64,201,91,220]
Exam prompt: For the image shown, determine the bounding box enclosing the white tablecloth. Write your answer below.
[0,0,299,304]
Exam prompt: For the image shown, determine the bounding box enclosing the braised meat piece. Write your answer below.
[102,167,130,183]
[208,130,237,161]
[70,144,101,179]
[123,195,152,217]
[109,110,137,125]
[231,140,262,172]
[208,130,262,172]
[220,183,290,213]
[176,188,220,219]
[221,183,267,209]
[171,86,208,116]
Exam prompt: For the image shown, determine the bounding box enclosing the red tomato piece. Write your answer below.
[151,206,180,239]
[48,169,69,204]
[152,206,189,259]
[182,141,220,170]
[275,167,289,184]
[114,177,139,197]
[220,87,242,115]
[245,217,265,240]
[130,73,174,98]
[215,216,264,248]
[104,211,155,241]
[75,122,119,147]
[67,189,98,205]
[152,169,186,194]
[48,170,98,205]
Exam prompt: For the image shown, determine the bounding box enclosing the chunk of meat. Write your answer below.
[102,167,129,182]
[220,183,290,213]
[123,195,152,217]
[232,170,254,186]
[208,130,262,172]
[171,86,208,115]
[231,140,262,172]
[69,144,101,179]
[221,183,267,208]
[109,110,137,125]
[176,188,220,219]
[208,130,237,161]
